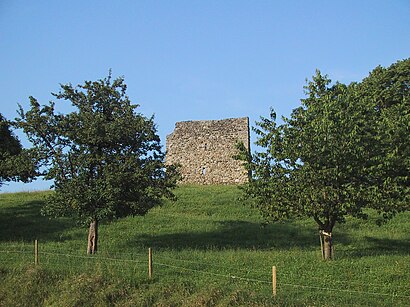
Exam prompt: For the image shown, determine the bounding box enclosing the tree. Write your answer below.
[16,73,180,254]
[239,59,409,260]
[0,114,36,188]
[355,59,410,220]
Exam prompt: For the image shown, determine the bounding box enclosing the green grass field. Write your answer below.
[0,185,409,306]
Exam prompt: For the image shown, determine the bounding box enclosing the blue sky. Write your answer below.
[1,0,409,192]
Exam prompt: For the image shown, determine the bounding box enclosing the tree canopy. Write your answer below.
[354,59,410,219]
[16,73,180,253]
[0,114,36,189]
[239,59,409,259]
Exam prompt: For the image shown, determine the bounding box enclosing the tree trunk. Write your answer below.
[87,220,98,255]
[319,231,324,259]
[320,231,333,260]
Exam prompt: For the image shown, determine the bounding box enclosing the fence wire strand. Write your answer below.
[0,248,409,300]
[154,253,262,275]
[40,251,146,264]
[155,261,272,284]
[154,260,410,299]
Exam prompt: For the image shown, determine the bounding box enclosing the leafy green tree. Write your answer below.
[0,114,36,188]
[239,59,409,260]
[16,73,180,254]
[355,59,410,220]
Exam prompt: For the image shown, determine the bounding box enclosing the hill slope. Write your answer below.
[0,185,409,306]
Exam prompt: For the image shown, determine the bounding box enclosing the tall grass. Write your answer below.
[0,185,409,306]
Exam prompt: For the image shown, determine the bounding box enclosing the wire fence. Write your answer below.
[0,243,409,306]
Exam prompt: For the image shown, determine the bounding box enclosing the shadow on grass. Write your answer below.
[338,236,410,258]
[127,220,350,251]
[127,220,410,256]
[0,200,77,243]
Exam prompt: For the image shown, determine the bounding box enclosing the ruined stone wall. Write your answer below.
[166,117,250,185]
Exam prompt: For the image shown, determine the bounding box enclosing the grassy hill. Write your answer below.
[0,185,409,306]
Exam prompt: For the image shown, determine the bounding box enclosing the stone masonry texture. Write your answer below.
[166,117,250,184]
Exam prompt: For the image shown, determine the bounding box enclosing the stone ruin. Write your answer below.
[166,117,250,185]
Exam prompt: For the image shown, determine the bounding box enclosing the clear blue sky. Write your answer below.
[1,0,409,192]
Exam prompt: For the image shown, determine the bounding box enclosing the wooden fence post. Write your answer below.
[34,240,39,265]
[148,247,153,279]
[272,266,277,296]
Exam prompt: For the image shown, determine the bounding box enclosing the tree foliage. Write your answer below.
[354,59,410,219]
[16,73,180,253]
[239,59,409,259]
[0,114,36,188]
